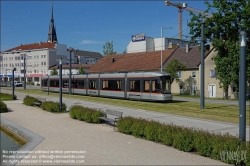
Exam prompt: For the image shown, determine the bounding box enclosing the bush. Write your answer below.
[40,101,67,112]
[69,105,104,123]
[131,118,147,138]
[0,93,16,100]
[0,101,7,113]
[23,95,38,106]
[116,116,250,165]
[144,121,162,142]
[158,124,175,146]
[116,116,135,135]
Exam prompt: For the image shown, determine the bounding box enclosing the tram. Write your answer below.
[41,72,172,101]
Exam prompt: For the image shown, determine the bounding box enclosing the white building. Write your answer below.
[127,33,196,53]
[0,42,70,85]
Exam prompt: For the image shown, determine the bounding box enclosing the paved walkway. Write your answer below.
[1,95,227,165]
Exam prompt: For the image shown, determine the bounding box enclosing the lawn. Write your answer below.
[5,88,250,125]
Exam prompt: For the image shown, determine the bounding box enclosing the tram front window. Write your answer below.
[152,76,171,94]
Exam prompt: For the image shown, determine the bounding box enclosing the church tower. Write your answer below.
[47,5,58,44]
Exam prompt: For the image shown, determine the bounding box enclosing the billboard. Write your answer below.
[132,33,146,42]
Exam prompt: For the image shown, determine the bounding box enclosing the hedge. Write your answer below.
[69,105,104,123]
[117,117,250,165]
[0,93,16,100]
[40,101,67,113]
[23,95,38,106]
[0,101,7,113]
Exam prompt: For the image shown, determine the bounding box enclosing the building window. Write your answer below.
[44,61,46,65]
[41,55,43,58]
[177,71,182,79]
[44,55,46,58]
[41,62,43,65]
[191,71,196,78]
[210,70,216,77]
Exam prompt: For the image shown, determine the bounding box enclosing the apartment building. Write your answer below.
[0,42,70,85]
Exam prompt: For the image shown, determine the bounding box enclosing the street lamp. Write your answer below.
[161,27,173,72]
[12,68,16,100]
[23,54,26,90]
[239,30,247,141]
[68,47,78,95]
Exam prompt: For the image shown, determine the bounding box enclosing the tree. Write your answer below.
[51,68,58,75]
[164,59,187,84]
[77,67,85,74]
[103,41,116,56]
[188,0,250,99]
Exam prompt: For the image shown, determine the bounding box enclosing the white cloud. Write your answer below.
[81,40,103,45]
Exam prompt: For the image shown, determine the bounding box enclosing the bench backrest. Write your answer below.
[37,98,46,102]
[105,109,123,118]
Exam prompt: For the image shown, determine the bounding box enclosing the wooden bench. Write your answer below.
[33,97,46,106]
[98,109,123,130]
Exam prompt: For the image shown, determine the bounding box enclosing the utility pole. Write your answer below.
[69,50,72,95]
[59,58,62,111]
[200,17,205,109]
[12,68,16,100]
[239,30,246,141]
[24,56,26,90]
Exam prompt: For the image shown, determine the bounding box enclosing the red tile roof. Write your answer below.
[88,49,176,73]
[162,46,213,68]
[49,64,93,70]
[4,42,56,52]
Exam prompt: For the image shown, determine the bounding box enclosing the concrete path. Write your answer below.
[1,99,228,165]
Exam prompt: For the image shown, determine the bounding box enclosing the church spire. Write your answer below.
[47,3,58,44]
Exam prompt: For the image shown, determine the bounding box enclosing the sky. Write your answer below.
[1,1,209,55]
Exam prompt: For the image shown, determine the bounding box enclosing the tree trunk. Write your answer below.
[224,88,229,99]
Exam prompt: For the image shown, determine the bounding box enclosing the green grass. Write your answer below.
[4,88,250,125]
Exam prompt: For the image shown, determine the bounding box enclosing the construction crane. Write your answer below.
[165,0,212,40]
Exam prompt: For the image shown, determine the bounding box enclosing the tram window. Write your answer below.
[42,79,48,86]
[89,80,97,89]
[130,80,140,92]
[50,80,59,87]
[102,81,108,90]
[152,80,161,92]
[63,80,68,88]
[102,80,121,90]
[74,80,84,88]
[144,80,150,92]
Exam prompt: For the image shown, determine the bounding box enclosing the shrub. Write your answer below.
[115,116,250,165]
[0,101,7,113]
[0,93,17,100]
[23,95,38,106]
[69,105,104,123]
[116,116,135,134]
[173,127,194,152]
[193,130,213,157]
[40,101,66,113]
[131,118,148,138]
[69,105,82,119]
[144,121,162,142]
[91,110,104,123]
[158,124,175,146]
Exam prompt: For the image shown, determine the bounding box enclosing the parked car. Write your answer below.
[14,81,23,87]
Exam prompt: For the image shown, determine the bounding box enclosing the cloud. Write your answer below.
[81,40,103,45]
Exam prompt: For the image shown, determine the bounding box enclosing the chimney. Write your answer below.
[186,44,189,53]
